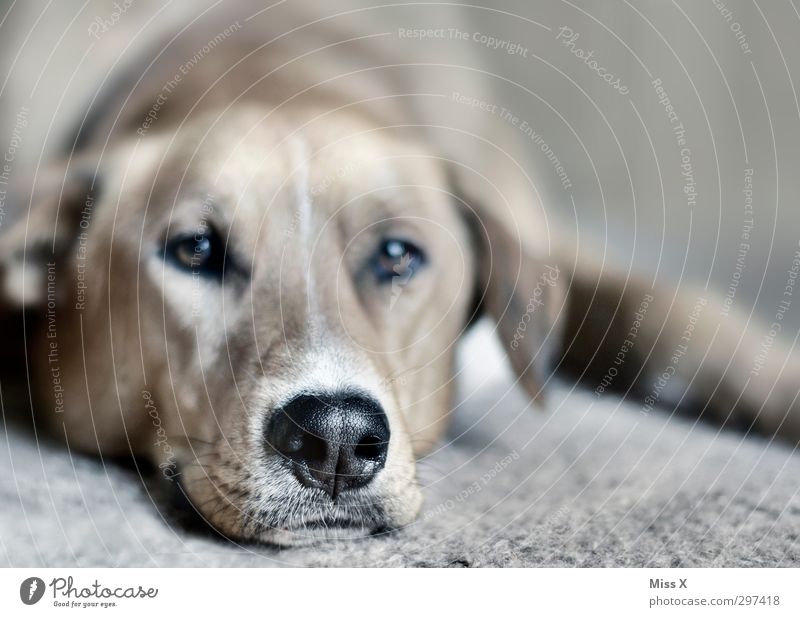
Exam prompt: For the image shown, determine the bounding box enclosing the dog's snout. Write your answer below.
[267,392,390,498]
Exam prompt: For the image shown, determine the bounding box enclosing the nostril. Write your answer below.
[354,435,386,461]
[296,433,326,463]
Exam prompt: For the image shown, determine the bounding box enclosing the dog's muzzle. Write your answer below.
[266,392,390,499]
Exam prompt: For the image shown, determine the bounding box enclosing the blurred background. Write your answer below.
[1,0,799,330]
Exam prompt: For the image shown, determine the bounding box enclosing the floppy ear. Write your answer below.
[457,181,565,403]
[0,161,99,308]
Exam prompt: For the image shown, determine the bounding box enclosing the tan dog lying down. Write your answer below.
[1,2,797,545]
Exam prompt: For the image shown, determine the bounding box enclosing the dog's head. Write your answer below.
[1,103,561,544]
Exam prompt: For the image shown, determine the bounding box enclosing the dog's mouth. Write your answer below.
[264,517,392,545]
[173,460,402,546]
[235,505,394,546]
[241,491,394,543]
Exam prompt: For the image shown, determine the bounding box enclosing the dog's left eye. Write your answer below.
[373,238,426,284]
[164,230,226,279]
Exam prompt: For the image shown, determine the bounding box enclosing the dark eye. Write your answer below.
[164,229,226,279]
[373,238,426,284]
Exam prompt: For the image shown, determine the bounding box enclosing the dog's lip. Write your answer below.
[265,518,393,546]
[282,517,372,531]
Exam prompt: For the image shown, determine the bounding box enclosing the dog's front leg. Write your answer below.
[556,265,800,443]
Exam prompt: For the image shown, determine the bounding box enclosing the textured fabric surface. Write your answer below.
[2,328,799,567]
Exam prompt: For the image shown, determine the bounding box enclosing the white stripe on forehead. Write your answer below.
[289,134,322,333]
[290,136,312,253]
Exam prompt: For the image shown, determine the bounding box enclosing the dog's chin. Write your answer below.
[239,489,421,546]
[257,521,388,547]
[175,453,423,546]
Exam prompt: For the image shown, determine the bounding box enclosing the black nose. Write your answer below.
[267,392,390,498]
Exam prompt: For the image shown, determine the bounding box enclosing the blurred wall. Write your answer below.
[473,0,800,334]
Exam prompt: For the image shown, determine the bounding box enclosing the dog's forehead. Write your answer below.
[162,109,456,240]
[174,107,437,181]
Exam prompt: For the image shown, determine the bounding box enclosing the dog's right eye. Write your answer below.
[164,230,226,279]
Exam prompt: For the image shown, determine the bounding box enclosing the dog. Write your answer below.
[1,1,798,546]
